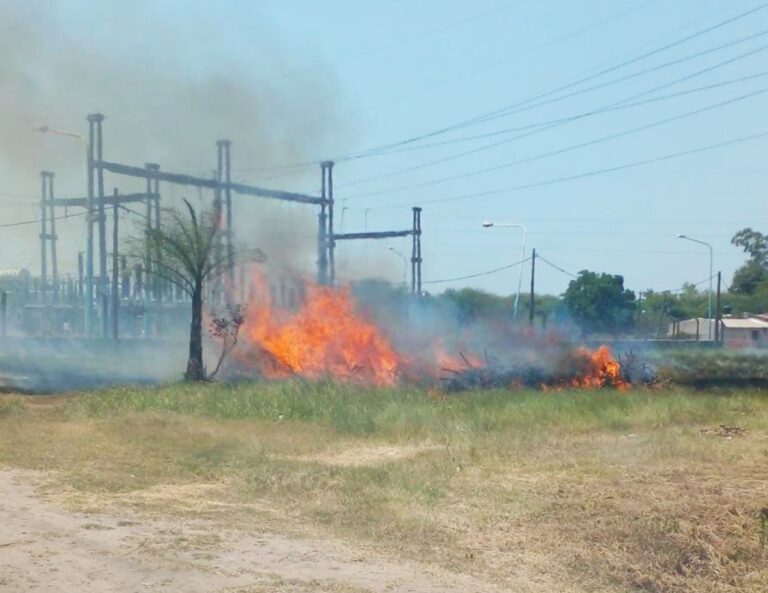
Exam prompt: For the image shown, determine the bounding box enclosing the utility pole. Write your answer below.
[144,163,155,308]
[529,248,536,326]
[211,167,223,305]
[39,173,48,305]
[48,173,59,304]
[217,140,234,285]
[86,119,94,335]
[153,170,162,303]
[77,252,84,299]
[121,256,129,299]
[86,113,103,337]
[324,161,336,286]
[112,189,120,343]
[715,271,722,344]
[318,163,328,285]
[411,207,422,296]
[90,115,108,339]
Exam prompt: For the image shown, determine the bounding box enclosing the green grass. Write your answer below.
[654,350,768,387]
[2,383,768,593]
[71,380,765,439]
[0,396,23,417]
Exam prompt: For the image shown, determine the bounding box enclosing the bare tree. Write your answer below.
[208,304,246,380]
[138,200,263,381]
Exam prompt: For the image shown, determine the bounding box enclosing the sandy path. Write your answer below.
[0,469,500,593]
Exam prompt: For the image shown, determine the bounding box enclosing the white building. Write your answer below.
[721,317,768,349]
[668,316,768,348]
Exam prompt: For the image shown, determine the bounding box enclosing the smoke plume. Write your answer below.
[0,0,348,275]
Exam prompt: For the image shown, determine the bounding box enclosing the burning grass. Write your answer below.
[1,384,767,592]
[241,282,401,386]
[233,275,632,392]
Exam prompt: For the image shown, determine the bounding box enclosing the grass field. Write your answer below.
[1,383,767,592]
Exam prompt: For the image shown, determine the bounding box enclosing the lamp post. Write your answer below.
[388,246,408,288]
[677,233,713,340]
[35,125,93,336]
[482,221,527,321]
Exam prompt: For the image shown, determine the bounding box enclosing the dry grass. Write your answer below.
[1,384,767,592]
[224,577,372,593]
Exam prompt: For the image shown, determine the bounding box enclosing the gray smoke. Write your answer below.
[0,0,366,390]
[0,0,351,276]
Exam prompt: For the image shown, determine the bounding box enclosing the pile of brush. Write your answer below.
[438,348,654,392]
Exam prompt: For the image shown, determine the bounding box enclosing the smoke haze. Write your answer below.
[0,0,351,275]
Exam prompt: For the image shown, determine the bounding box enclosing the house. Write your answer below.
[721,317,768,349]
[668,315,768,348]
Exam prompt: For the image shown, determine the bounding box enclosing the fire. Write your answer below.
[434,342,483,372]
[569,345,629,390]
[241,276,403,386]
[235,274,629,391]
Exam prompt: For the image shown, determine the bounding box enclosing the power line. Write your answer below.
[534,258,715,291]
[119,204,152,222]
[335,1,768,161]
[536,255,578,279]
[358,69,768,160]
[0,210,87,228]
[649,274,717,294]
[424,256,531,284]
[344,84,768,199]
[446,3,768,133]
[342,36,768,190]
[459,26,768,130]
[211,0,731,176]
[399,0,665,102]
[375,128,768,210]
[224,0,674,177]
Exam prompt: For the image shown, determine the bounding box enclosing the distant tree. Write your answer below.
[731,228,768,264]
[137,200,264,381]
[731,259,768,295]
[731,228,768,295]
[563,270,636,336]
[667,283,709,319]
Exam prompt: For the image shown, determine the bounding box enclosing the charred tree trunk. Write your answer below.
[185,277,206,381]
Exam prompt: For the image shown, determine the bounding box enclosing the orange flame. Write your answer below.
[236,274,629,391]
[569,345,629,390]
[241,276,402,386]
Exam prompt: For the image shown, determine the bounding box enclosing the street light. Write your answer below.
[35,124,93,336]
[482,221,527,321]
[34,125,86,145]
[677,233,713,340]
[388,246,408,288]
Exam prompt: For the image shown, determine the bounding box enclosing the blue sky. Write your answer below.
[2,0,767,297]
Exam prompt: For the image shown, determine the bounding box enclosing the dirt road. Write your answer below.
[0,469,499,593]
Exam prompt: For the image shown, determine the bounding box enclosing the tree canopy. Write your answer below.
[562,270,636,336]
[731,228,768,265]
[731,228,768,295]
